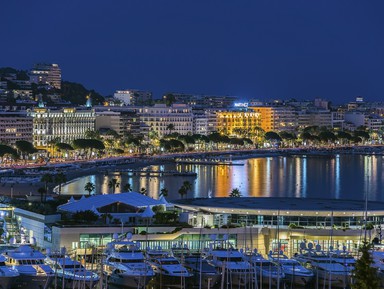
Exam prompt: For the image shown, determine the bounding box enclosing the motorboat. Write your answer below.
[0,254,19,289]
[294,243,350,288]
[203,243,252,288]
[3,245,54,289]
[243,249,284,288]
[104,240,155,289]
[268,250,313,286]
[45,249,100,289]
[328,246,356,274]
[146,246,193,288]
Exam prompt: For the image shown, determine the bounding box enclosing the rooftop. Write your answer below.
[173,197,383,217]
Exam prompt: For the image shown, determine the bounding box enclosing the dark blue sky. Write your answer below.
[2,1,384,103]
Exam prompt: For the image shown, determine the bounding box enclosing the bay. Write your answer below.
[60,154,384,202]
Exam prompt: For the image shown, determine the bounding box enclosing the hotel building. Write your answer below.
[138,104,193,138]
[249,105,297,132]
[113,89,152,106]
[30,107,95,148]
[216,111,261,136]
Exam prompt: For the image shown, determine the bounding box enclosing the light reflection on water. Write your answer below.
[60,154,384,202]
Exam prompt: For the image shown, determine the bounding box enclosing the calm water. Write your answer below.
[60,154,384,202]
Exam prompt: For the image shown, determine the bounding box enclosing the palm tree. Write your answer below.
[159,187,168,198]
[178,186,187,199]
[38,187,47,203]
[40,173,53,201]
[229,188,242,197]
[140,187,147,195]
[108,178,120,194]
[182,181,192,195]
[54,172,66,195]
[84,181,96,195]
[123,183,132,192]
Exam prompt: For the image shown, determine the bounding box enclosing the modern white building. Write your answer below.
[138,104,193,138]
[113,89,152,106]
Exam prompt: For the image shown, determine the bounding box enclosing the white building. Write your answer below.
[114,89,152,106]
[138,104,193,138]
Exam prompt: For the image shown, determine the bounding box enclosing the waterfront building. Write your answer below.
[138,103,193,138]
[95,110,141,137]
[216,111,261,136]
[164,92,237,108]
[29,107,95,148]
[113,89,152,106]
[249,105,297,132]
[345,111,384,132]
[29,63,62,89]
[0,111,33,145]
[297,109,332,130]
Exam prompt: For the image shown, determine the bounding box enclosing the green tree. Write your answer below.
[84,182,96,195]
[229,188,242,197]
[123,183,132,192]
[108,178,120,194]
[15,140,37,159]
[54,172,67,195]
[37,187,47,203]
[40,173,53,201]
[159,187,168,198]
[352,241,380,289]
[178,181,192,199]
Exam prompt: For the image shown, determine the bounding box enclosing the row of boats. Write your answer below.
[0,239,383,289]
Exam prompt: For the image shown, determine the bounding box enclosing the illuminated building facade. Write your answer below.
[138,104,193,138]
[29,63,62,89]
[249,106,297,132]
[0,111,33,144]
[216,111,261,136]
[113,89,152,106]
[30,108,95,147]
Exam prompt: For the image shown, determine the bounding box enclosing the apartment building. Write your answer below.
[249,105,297,132]
[95,109,141,136]
[113,89,152,106]
[138,104,193,138]
[0,111,33,144]
[216,111,261,136]
[29,63,62,89]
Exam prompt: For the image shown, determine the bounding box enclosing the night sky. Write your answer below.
[2,1,384,103]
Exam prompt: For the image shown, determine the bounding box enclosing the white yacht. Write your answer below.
[45,250,100,289]
[104,240,155,289]
[268,250,313,286]
[146,247,193,289]
[243,249,284,288]
[170,246,220,289]
[203,243,252,288]
[3,245,54,289]
[0,255,19,289]
[294,243,350,288]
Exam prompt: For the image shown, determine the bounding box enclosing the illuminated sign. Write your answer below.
[234,102,249,108]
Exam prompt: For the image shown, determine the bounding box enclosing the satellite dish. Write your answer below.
[342,245,346,252]
[9,237,16,244]
[315,244,321,252]
[280,250,284,255]
[300,242,307,250]
[126,232,133,241]
[239,248,243,254]
[329,246,334,251]
[136,242,141,249]
[223,234,228,241]
[61,247,67,254]
[210,234,217,241]
[113,233,119,240]
[254,248,258,254]
[307,243,314,250]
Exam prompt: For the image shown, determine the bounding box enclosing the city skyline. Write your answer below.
[1,1,384,103]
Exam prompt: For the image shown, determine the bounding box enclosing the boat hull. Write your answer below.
[283,273,313,287]
[11,274,54,289]
[53,275,99,289]
[107,272,153,289]
[190,272,221,289]
[315,270,349,288]
[0,276,16,289]
[220,270,253,288]
[152,273,193,289]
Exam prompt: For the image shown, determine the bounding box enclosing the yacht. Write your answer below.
[146,247,193,289]
[243,249,284,288]
[294,243,350,288]
[203,243,252,288]
[3,245,54,289]
[268,250,313,286]
[170,246,220,289]
[45,250,100,289]
[328,246,356,273]
[104,240,155,289]
[0,255,19,289]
